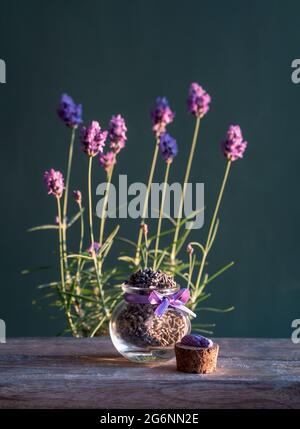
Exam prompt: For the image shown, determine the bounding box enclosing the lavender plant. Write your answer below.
[27,86,248,337]
[27,95,129,336]
[122,83,248,334]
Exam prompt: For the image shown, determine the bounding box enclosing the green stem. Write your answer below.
[99,164,114,246]
[90,314,107,338]
[194,160,232,291]
[75,202,84,295]
[171,117,201,262]
[57,197,78,337]
[98,164,115,319]
[207,160,232,249]
[87,156,108,322]
[92,253,109,319]
[78,204,84,258]
[57,197,65,294]
[63,128,76,226]
[188,252,195,291]
[143,229,149,268]
[134,139,159,266]
[62,128,76,274]
[88,156,95,245]
[153,161,171,270]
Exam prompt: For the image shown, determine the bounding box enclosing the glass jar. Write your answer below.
[109,283,191,363]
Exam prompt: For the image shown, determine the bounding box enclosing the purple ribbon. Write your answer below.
[124,288,196,318]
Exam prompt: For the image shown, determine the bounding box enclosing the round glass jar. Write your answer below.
[109,283,191,363]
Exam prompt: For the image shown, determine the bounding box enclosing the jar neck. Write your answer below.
[122,283,179,296]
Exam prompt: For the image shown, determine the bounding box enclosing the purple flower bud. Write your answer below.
[141,223,148,235]
[159,133,178,163]
[44,169,64,199]
[109,114,127,154]
[80,121,107,157]
[181,334,213,348]
[187,83,211,118]
[221,125,248,161]
[73,190,82,205]
[87,242,101,256]
[57,94,82,128]
[151,97,175,137]
[187,244,194,255]
[99,151,116,172]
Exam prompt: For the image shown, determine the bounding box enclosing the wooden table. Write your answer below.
[0,338,299,409]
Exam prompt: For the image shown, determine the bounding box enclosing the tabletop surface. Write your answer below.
[0,337,299,409]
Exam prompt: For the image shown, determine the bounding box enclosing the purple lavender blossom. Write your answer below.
[109,114,127,154]
[87,242,101,255]
[73,190,82,205]
[99,151,116,172]
[187,83,211,118]
[57,94,82,128]
[80,121,107,157]
[151,97,175,137]
[221,125,248,161]
[181,334,213,348]
[44,169,64,199]
[159,133,178,163]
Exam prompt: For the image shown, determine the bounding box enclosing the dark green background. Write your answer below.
[0,0,299,337]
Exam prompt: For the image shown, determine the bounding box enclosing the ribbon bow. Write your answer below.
[148,288,196,318]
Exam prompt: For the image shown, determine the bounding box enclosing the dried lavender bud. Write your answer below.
[115,305,188,348]
[181,334,213,348]
[126,268,177,290]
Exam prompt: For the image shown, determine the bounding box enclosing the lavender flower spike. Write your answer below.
[44,169,64,199]
[81,121,108,157]
[99,151,116,172]
[73,190,82,205]
[57,94,82,128]
[221,125,248,161]
[109,114,127,154]
[187,83,211,118]
[151,97,175,137]
[159,133,178,163]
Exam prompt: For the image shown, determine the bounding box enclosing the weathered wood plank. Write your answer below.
[0,338,299,409]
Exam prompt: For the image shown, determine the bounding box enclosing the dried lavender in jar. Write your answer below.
[116,269,189,348]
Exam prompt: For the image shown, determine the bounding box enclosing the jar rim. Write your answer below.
[122,282,179,294]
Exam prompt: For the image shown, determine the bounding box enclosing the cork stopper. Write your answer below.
[175,334,219,374]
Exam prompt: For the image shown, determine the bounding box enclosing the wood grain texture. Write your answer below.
[0,338,299,409]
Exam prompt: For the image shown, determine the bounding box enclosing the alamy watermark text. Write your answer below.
[95,175,204,229]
